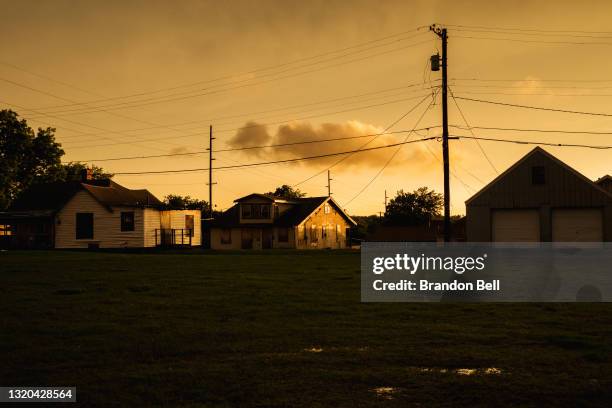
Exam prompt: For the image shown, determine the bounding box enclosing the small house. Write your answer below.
[0,176,200,249]
[209,193,356,249]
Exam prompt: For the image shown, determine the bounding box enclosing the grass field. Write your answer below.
[1,250,611,407]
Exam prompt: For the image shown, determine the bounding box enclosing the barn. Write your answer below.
[466,147,612,242]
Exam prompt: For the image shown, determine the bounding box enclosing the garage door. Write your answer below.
[552,209,603,242]
[492,210,540,242]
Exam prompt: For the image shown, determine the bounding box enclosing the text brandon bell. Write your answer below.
[373,279,500,292]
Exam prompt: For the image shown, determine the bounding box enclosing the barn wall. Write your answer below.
[55,191,145,248]
[467,150,612,241]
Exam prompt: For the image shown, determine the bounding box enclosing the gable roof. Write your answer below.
[234,193,277,202]
[596,175,612,185]
[465,146,612,205]
[211,195,356,227]
[8,179,162,212]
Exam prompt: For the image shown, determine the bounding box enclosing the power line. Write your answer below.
[10,29,427,112]
[26,37,433,116]
[56,80,439,141]
[446,27,612,40]
[292,93,435,187]
[440,23,612,35]
[454,35,612,46]
[451,90,612,97]
[70,127,442,162]
[113,136,442,176]
[454,95,612,117]
[0,99,170,153]
[452,78,612,83]
[62,93,435,150]
[56,82,440,142]
[456,135,612,149]
[448,87,498,173]
[342,93,435,207]
[451,125,612,136]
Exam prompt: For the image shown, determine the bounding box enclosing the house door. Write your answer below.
[262,229,273,249]
[241,229,253,249]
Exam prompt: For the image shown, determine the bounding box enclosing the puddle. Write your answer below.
[415,367,503,376]
[371,387,400,400]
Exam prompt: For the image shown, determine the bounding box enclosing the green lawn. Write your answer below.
[1,250,611,407]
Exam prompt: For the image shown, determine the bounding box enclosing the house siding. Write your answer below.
[55,190,145,248]
[162,210,201,246]
[143,208,161,247]
[296,203,350,249]
[467,149,612,241]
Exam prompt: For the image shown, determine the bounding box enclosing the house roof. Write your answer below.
[8,179,162,213]
[596,174,612,185]
[234,193,277,202]
[465,146,612,205]
[211,195,356,228]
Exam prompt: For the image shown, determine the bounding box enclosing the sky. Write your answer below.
[2,0,612,215]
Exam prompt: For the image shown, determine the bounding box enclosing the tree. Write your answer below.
[36,162,114,184]
[162,195,210,212]
[351,215,382,240]
[0,110,64,209]
[266,184,306,199]
[384,187,443,226]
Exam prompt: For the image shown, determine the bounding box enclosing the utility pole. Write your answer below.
[430,24,451,242]
[326,170,332,197]
[208,125,216,219]
[384,189,388,215]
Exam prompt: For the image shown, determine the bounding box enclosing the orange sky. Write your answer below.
[2,0,612,215]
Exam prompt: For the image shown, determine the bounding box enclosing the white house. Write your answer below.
[0,176,200,249]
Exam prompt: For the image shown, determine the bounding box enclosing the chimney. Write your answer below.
[81,168,93,182]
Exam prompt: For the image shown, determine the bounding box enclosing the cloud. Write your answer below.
[225,120,442,171]
[168,146,191,155]
[226,121,272,158]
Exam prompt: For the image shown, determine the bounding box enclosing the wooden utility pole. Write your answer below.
[208,125,216,219]
[430,24,451,242]
[326,170,332,197]
[384,189,388,215]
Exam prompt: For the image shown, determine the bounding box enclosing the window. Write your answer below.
[532,166,546,185]
[310,224,318,241]
[274,206,279,218]
[241,204,272,219]
[336,224,341,242]
[241,204,252,218]
[261,205,270,219]
[76,213,94,239]
[0,224,12,236]
[302,225,307,240]
[185,215,194,237]
[322,225,328,239]
[120,212,135,231]
[221,228,232,244]
[278,227,289,242]
[324,204,331,214]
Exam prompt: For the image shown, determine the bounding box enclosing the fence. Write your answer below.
[154,229,192,247]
